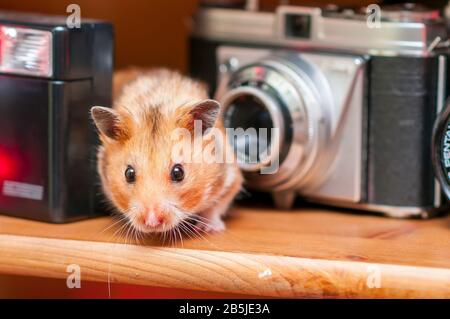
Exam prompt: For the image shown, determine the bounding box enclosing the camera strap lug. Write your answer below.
[427,36,450,53]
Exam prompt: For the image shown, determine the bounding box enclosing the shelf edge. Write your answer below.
[0,234,449,298]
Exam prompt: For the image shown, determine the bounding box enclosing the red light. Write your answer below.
[0,150,17,180]
[254,66,266,81]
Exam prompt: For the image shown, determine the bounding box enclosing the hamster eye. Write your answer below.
[170,164,184,183]
[125,165,136,184]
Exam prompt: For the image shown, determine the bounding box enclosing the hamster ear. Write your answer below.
[90,106,129,141]
[187,99,221,134]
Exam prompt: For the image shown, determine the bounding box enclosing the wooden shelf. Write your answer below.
[0,207,449,298]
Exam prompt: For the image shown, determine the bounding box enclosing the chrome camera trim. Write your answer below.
[192,5,447,57]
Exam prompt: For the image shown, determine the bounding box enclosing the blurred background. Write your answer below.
[0,0,447,298]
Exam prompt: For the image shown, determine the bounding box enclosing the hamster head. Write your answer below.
[91,100,225,234]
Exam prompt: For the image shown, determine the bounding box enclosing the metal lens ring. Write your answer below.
[433,103,450,200]
[222,85,285,173]
[220,55,330,191]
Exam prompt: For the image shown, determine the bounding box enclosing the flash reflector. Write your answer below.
[0,25,52,77]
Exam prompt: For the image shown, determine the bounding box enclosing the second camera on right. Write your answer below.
[190,3,450,218]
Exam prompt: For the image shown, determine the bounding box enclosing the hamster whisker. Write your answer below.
[110,217,128,237]
[99,214,129,236]
[163,224,168,245]
[169,229,176,247]
[122,205,139,215]
[178,222,192,240]
[180,221,198,240]
[176,227,184,247]
[164,227,172,246]
[134,227,143,245]
[179,220,202,241]
[169,204,208,232]
[111,221,129,243]
[170,204,213,228]
[114,216,134,245]
[160,225,165,245]
[104,206,138,242]
[186,213,214,224]
[126,221,139,246]
[123,223,131,245]
[127,223,137,245]
[130,226,138,245]
[179,218,213,244]
[183,215,212,228]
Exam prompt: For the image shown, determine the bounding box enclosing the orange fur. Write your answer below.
[93,68,243,235]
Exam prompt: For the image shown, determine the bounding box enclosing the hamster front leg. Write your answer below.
[197,173,243,233]
[198,204,227,233]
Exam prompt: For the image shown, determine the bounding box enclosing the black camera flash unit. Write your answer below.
[0,11,113,222]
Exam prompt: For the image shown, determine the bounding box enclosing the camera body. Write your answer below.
[190,4,450,218]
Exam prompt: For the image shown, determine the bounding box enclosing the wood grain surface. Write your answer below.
[0,207,449,298]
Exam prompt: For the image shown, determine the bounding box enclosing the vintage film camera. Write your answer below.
[190,2,450,218]
[0,12,113,222]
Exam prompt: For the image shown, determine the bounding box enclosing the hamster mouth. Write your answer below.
[119,204,211,242]
[124,207,183,234]
[131,220,175,234]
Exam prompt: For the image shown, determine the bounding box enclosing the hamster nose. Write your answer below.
[144,211,165,228]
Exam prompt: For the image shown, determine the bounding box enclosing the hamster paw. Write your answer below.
[197,217,226,233]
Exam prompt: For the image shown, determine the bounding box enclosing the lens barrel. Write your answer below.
[219,53,334,192]
[222,84,289,173]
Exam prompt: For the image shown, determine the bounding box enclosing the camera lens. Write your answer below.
[433,104,450,200]
[224,94,274,165]
[222,85,287,173]
[219,54,334,192]
[228,95,273,133]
